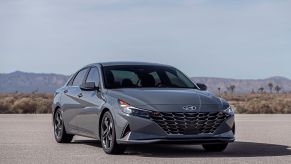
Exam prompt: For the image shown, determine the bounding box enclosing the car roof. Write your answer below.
[87,61,173,67]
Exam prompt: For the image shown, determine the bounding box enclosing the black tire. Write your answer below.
[53,109,73,143]
[100,111,126,154]
[202,143,228,152]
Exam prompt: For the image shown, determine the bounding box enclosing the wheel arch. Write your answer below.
[53,106,60,115]
[52,105,61,126]
[98,107,110,139]
[52,101,62,116]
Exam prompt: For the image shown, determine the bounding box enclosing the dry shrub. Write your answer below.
[12,97,37,113]
[0,93,53,114]
[0,93,291,114]
[34,97,52,113]
[0,97,15,113]
[222,93,291,114]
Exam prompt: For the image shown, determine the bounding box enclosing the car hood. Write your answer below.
[107,88,224,112]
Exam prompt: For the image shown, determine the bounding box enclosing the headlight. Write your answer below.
[119,100,134,114]
[118,100,150,119]
[223,105,234,115]
[220,98,234,115]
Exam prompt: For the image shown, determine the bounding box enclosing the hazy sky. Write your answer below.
[0,0,290,79]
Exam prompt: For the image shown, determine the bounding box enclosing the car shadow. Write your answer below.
[72,140,291,158]
[72,139,103,148]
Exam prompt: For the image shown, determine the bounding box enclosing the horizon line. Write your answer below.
[1,70,290,81]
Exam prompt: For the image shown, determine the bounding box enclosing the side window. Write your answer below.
[86,67,100,86]
[150,72,161,85]
[66,75,74,86]
[72,68,88,86]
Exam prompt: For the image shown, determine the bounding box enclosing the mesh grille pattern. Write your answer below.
[149,112,229,135]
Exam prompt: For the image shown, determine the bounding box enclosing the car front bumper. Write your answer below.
[115,112,235,145]
[117,132,235,144]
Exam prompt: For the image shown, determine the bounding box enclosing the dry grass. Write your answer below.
[0,93,53,114]
[222,93,291,114]
[0,93,291,114]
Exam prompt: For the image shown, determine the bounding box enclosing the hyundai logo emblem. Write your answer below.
[183,105,197,111]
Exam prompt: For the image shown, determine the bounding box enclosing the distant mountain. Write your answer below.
[191,76,291,93]
[0,71,69,93]
[0,71,290,93]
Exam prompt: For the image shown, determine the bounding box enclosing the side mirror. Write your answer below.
[196,83,207,91]
[80,82,99,91]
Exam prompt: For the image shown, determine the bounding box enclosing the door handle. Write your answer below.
[77,93,83,98]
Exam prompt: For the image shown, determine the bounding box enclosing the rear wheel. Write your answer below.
[202,143,228,152]
[101,111,126,154]
[53,109,73,143]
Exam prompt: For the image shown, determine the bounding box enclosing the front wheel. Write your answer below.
[202,143,228,152]
[53,109,73,143]
[101,111,126,154]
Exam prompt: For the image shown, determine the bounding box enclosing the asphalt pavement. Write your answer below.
[0,114,291,164]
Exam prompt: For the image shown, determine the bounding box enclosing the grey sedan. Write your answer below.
[52,62,235,154]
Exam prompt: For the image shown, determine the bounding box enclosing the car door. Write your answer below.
[77,66,105,137]
[61,68,90,133]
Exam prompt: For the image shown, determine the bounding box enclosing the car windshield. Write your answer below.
[102,65,197,89]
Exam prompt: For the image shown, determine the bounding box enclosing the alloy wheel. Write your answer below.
[54,110,63,139]
[101,115,113,149]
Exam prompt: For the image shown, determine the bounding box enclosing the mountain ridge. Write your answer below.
[0,71,290,93]
[0,71,69,93]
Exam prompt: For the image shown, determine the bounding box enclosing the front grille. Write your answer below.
[149,112,229,135]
